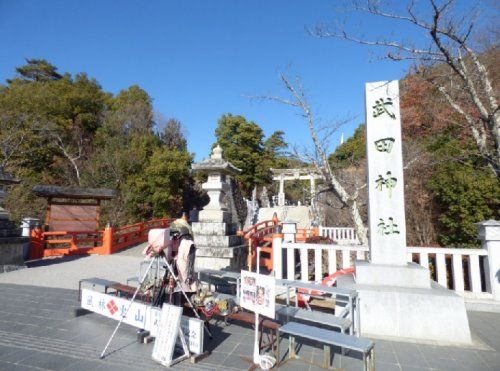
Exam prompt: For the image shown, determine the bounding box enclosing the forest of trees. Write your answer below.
[0,56,497,248]
[0,59,203,226]
[0,60,291,227]
[327,66,499,247]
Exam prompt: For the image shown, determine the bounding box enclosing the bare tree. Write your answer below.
[0,115,30,169]
[314,0,499,176]
[41,122,86,185]
[52,131,84,185]
[260,74,369,244]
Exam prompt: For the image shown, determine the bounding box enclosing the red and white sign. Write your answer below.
[240,270,276,319]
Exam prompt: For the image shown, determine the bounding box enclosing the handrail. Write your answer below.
[239,219,278,239]
[43,230,102,236]
[29,217,171,259]
[277,240,493,298]
[407,246,487,255]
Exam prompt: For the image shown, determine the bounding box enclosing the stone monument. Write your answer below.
[191,146,246,270]
[0,168,28,272]
[340,81,472,344]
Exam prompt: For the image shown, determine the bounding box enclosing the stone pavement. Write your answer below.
[0,246,499,370]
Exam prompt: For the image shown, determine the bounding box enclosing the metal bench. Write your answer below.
[224,310,281,356]
[109,283,150,302]
[78,277,119,301]
[278,321,374,370]
[276,305,352,334]
[197,269,241,296]
[279,280,359,335]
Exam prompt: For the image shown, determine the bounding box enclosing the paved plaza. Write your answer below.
[0,247,499,370]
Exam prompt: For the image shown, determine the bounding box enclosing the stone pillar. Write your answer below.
[278,174,285,206]
[477,220,500,301]
[0,187,9,220]
[21,218,39,260]
[21,218,39,237]
[282,222,296,243]
[342,80,472,345]
[272,234,284,279]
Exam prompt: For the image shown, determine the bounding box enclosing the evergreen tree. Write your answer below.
[214,113,288,195]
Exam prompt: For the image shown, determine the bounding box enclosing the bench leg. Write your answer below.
[290,336,296,358]
[369,348,375,371]
[275,331,279,360]
[323,345,330,368]
[277,333,280,365]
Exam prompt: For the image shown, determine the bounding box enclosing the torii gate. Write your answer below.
[270,168,323,207]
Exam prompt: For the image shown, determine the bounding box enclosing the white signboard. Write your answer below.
[152,304,183,367]
[81,288,147,328]
[365,80,407,265]
[240,270,275,319]
[147,307,204,355]
[81,289,203,354]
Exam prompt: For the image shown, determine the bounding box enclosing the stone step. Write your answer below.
[191,222,237,236]
[193,234,242,247]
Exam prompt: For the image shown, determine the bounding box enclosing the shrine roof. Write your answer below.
[0,170,20,185]
[191,158,241,175]
[32,185,116,200]
[191,145,241,175]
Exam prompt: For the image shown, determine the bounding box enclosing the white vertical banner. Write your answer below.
[152,304,183,367]
[240,270,275,319]
[147,307,204,355]
[365,80,407,265]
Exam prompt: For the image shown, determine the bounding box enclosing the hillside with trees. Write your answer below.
[0,60,293,227]
[0,59,200,226]
[325,60,499,247]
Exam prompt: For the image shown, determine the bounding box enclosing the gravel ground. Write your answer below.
[0,243,148,290]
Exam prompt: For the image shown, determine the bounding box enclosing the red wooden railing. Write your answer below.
[29,218,172,259]
[239,217,281,271]
[240,219,321,271]
[296,227,319,242]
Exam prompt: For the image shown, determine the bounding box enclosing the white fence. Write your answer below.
[407,246,489,297]
[319,226,359,244]
[276,241,492,299]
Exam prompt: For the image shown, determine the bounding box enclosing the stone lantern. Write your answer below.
[0,168,21,235]
[191,145,246,270]
[0,168,28,272]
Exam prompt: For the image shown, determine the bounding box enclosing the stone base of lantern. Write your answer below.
[192,220,245,271]
[195,245,247,270]
[198,209,231,224]
[0,236,28,272]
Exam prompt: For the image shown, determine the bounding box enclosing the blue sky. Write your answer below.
[0,0,471,161]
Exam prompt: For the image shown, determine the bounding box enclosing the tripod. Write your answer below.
[99,254,212,359]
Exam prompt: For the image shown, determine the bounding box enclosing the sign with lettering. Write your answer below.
[152,304,184,367]
[365,80,407,265]
[240,270,275,319]
[81,288,146,328]
[147,307,204,355]
[81,289,203,354]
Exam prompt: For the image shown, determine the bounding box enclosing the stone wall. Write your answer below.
[0,236,28,273]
